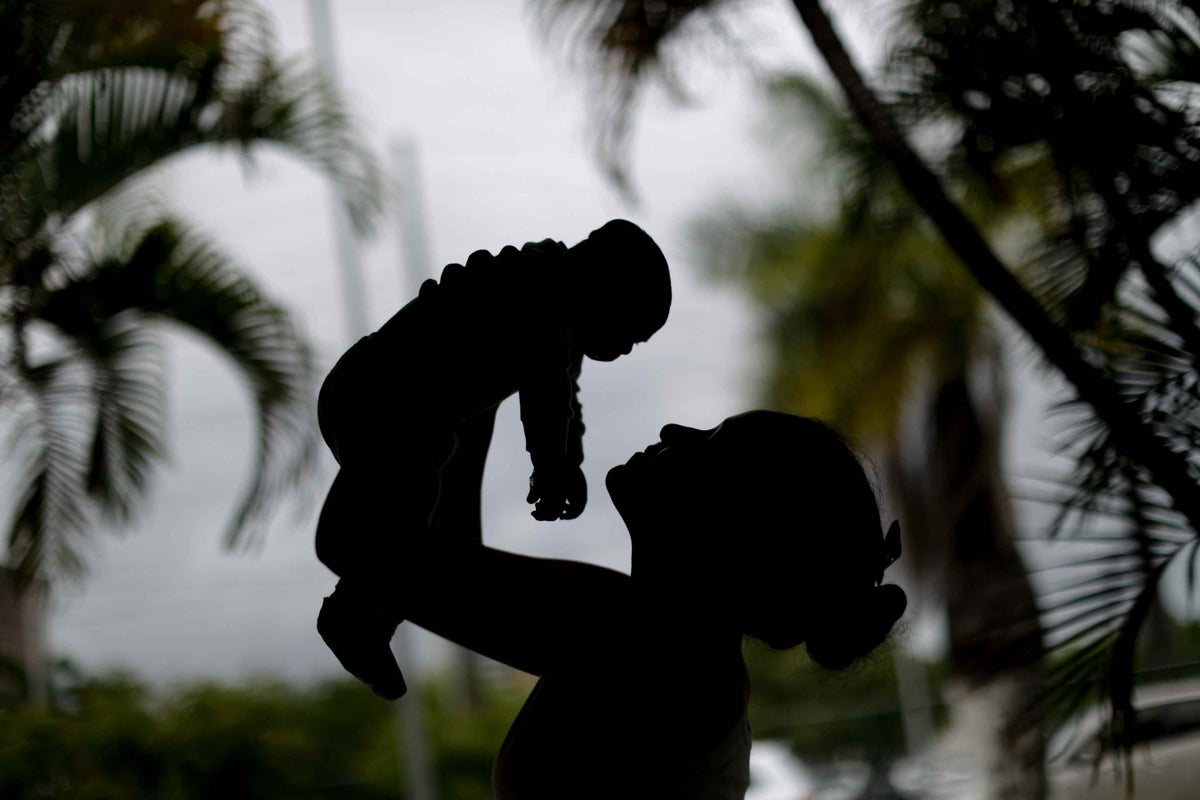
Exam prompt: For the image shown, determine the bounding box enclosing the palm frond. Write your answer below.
[107,217,316,550]
[1011,444,1196,763]
[81,314,165,523]
[5,358,95,588]
[531,0,722,191]
[28,213,316,551]
[0,0,242,239]
[217,56,387,235]
[10,53,384,239]
[0,0,382,261]
[2,0,373,584]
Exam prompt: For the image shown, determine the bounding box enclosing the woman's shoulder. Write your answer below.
[654,648,749,755]
[568,627,748,749]
[495,650,749,799]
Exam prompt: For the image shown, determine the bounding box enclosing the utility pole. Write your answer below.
[391,137,433,297]
[307,0,368,343]
[307,5,437,799]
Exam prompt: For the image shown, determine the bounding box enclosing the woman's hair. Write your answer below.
[727,413,907,670]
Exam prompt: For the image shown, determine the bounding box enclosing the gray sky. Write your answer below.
[37,0,1197,690]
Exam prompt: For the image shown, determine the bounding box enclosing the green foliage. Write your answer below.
[744,639,944,763]
[693,74,1027,444]
[0,670,527,800]
[420,676,528,800]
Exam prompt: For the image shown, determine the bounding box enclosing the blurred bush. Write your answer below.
[0,667,525,800]
[745,639,947,764]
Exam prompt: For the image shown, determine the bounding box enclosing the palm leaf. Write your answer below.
[5,358,95,587]
[531,0,723,191]
[1010,442,1196,758]
[27,213,316,552]
[0,0,246,241]
[216,56,386,235]
[2,1,379,585]
[13,54,383,238]
[0,0,382,264]
[81,314,165,523]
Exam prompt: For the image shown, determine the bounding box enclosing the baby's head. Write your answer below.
[568,219,672,361]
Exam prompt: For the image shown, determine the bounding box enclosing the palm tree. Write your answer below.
[884,0,1200,769]
[0,0,384,591]
[532,0,1200,770]
[694,74,1046,795]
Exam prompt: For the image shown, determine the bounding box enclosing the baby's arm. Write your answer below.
[565,354,585,467]
[515,240,587,521]
[519,335,586,520]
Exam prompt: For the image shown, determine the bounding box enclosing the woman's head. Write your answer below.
[606,410,906,669]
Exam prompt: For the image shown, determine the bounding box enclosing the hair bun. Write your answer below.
[874,584,907,628]
[805,583,907,671]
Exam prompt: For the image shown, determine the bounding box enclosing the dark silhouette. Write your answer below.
[310,219,905,796]
[397,410,903,798]
[314,219,672,699]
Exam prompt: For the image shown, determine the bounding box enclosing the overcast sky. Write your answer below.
[35,0,1197,690]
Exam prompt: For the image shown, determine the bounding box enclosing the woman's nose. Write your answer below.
[660,423,702,443]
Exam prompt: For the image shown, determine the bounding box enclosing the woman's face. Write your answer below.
[605,411,781,506]
[606,411,884,643]
[606,420,725,517]
[606,415,764,591]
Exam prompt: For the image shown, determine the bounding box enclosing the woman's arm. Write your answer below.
[397,540,634,676]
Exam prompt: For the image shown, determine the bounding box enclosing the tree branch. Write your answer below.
[790,0,1200,533]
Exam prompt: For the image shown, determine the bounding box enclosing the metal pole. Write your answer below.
[308,0,369,342]
[385,134,439,800]
[391,136,434,295]
[306,5,437,800]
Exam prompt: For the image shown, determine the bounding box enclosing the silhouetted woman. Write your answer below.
[394,409,906,799]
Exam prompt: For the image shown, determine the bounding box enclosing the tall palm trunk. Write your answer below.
[930,375,1045,798]
[887,369,1045,798]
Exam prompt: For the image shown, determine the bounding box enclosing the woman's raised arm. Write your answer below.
[397,540,633,676]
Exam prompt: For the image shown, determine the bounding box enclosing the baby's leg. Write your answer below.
[314,463,439,579]
[430,407,497,547]
[314,330,456,699]
[315,446,449,701]
[315,321,458,576]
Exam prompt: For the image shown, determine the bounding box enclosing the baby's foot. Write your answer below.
[317,582,407,700]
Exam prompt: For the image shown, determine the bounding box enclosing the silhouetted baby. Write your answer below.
[314,219,672,699]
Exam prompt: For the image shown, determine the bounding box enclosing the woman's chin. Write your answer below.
[605,463,626,495]
[606,462,642,509]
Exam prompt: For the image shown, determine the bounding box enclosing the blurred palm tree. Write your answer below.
[695,74,1046,794]
[532,0,1200,772]
[0,0,384,589]
[884,0,1200,771]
